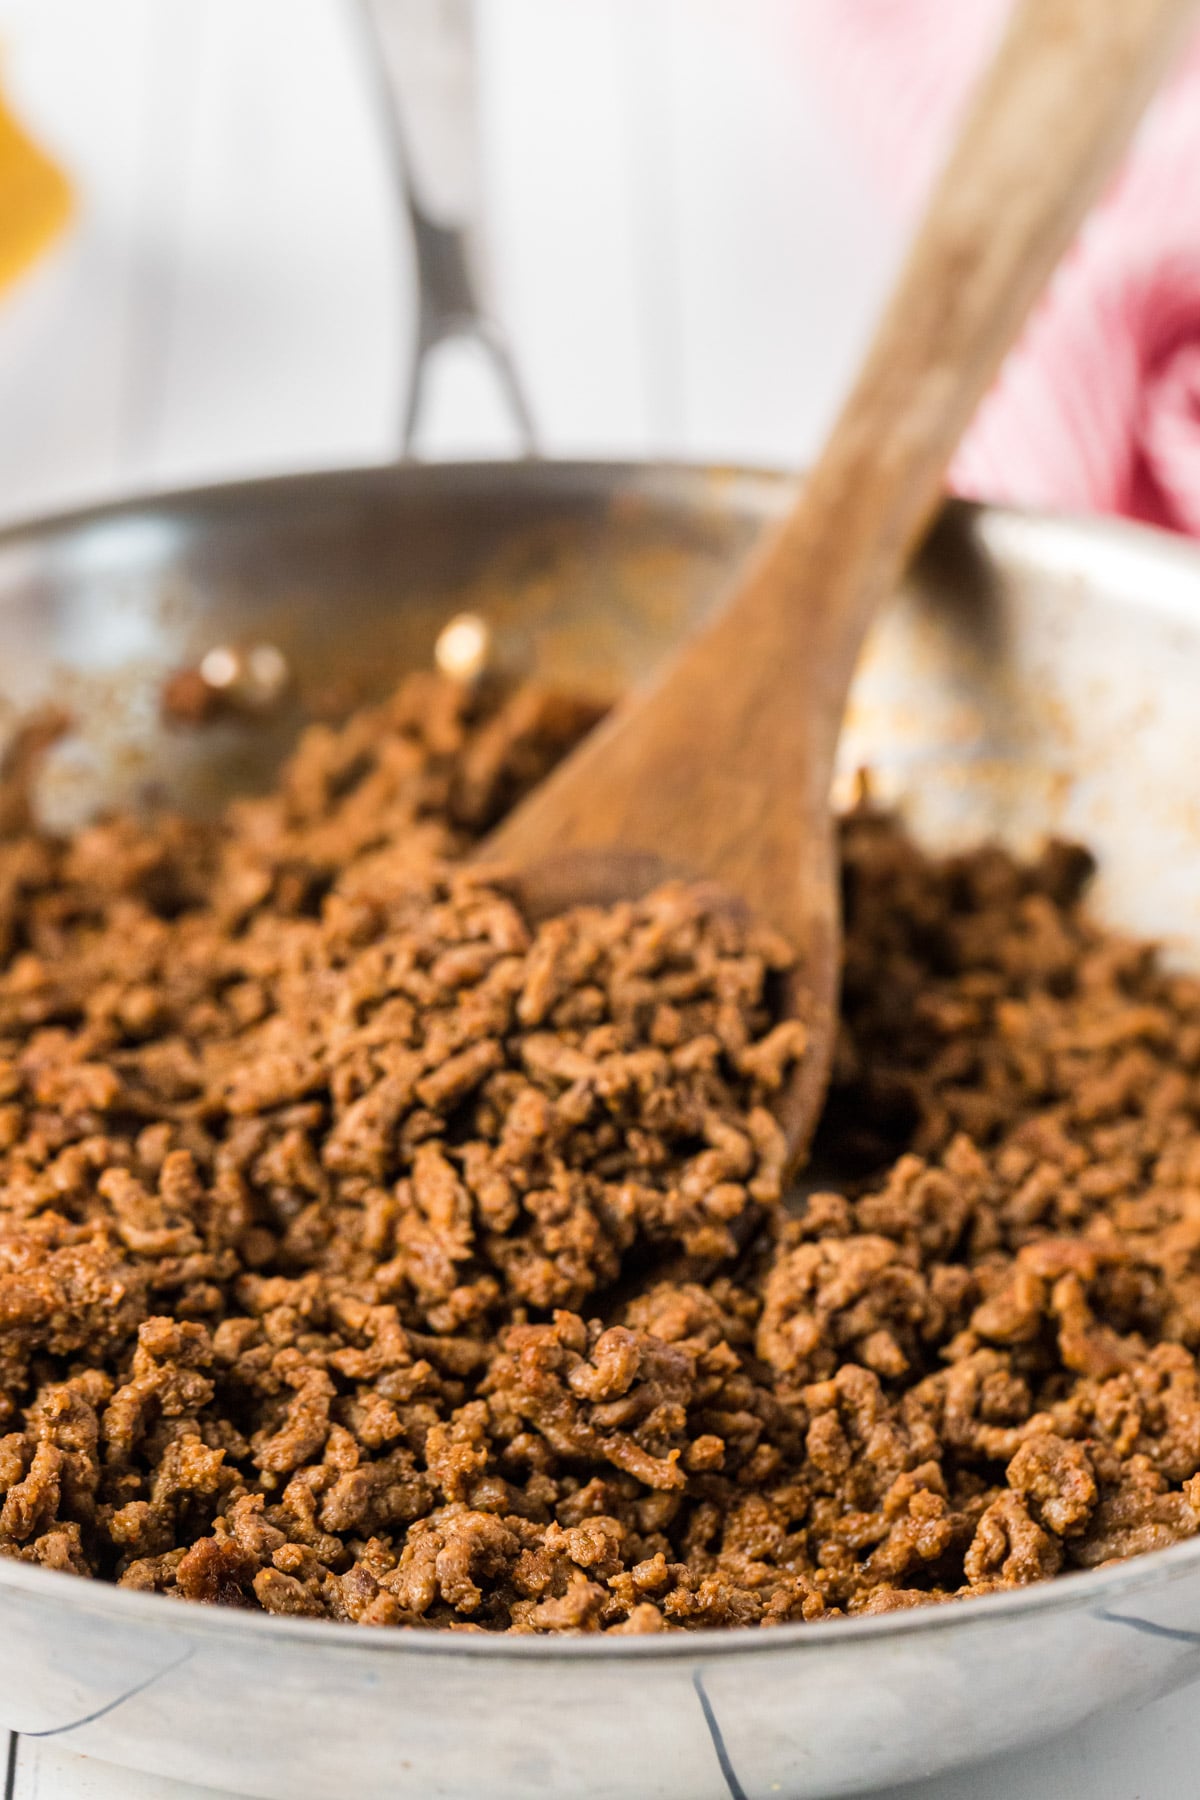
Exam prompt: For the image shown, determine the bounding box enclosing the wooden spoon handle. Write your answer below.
[483,0,1197,911]
[479,0,1199,1171]
[740,0,1198,724]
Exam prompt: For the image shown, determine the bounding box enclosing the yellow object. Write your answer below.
[0,80,72,297]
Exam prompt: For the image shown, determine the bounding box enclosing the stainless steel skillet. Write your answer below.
[1,460,1200,1799]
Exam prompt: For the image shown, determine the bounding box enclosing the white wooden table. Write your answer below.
[5,1669,1200,1798]
[0,3,1194,1795]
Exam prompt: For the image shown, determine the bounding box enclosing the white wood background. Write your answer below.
[6,1666,1200,1798]
[0,1,1198,1793]
[0,0,903,520]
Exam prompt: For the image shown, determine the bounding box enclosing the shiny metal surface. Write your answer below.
[356,0,536,452]
[1,461,1200,1799]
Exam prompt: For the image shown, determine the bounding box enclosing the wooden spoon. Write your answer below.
[480,0,1198,1168]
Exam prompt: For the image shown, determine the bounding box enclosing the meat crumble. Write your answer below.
[3,669,1200,1633]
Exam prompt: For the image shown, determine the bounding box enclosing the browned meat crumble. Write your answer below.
[3,670,1200,1634]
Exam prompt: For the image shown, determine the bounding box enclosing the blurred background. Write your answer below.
[2,0,1199,534]
[0,0,904,524]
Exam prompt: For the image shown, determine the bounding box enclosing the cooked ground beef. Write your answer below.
[3,669,1200,1632]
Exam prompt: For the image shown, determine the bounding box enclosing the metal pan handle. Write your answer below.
[356,0,536,457]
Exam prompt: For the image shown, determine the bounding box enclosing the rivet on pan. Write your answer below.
[198,642,290,710]
[434,613,492,685]
[242,643,290,707]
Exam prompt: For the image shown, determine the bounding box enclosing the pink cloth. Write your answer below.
[799,2,1200,535]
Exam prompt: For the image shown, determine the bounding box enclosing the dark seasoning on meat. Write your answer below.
[2,668,1200,1633]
